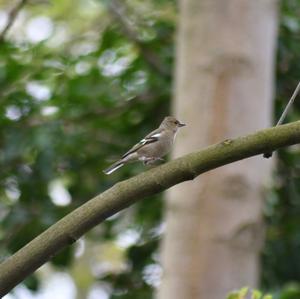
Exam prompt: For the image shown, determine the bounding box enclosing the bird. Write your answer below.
[103,116,186,175]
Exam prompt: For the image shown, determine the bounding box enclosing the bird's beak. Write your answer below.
[178,122,186,127]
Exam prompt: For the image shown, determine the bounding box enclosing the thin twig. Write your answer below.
[276,81,300,126]
[107,0,170,77]
[263,80,300,158]
[0,0,27,42]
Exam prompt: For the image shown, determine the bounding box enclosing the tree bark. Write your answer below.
[1,120,300,296]
[158,1,278,299]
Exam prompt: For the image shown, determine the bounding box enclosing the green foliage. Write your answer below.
[278,283,300,299]
[0,0,173,297]
[226,287,249,299]
[226,287,273,299]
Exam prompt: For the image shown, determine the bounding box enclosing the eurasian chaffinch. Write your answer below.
[103,116,186,175]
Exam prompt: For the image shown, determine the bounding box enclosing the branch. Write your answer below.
[0,0,27,42]
[1,121,300,295]
[107,0,170,77]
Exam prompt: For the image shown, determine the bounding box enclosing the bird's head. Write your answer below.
[160,116,186,131]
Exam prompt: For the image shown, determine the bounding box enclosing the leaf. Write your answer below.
[226,291,239,299]
[226,287,249,299]
[252,289,262,299]
[238,287,249,299]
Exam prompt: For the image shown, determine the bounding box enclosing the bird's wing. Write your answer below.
[122,127,164,158]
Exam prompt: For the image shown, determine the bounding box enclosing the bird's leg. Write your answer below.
[143,158,154,165]
[143,157,164,165]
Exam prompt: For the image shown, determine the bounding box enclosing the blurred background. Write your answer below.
[0,0,300,298]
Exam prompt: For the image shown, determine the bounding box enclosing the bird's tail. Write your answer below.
[103,160,124,175]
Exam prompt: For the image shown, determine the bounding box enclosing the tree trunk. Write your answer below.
[158,1,278,299]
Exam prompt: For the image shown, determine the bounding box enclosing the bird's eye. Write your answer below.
[175,121,179,124]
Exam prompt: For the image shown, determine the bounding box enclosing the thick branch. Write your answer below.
[1,121,300,295]
[0,0,27,42]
